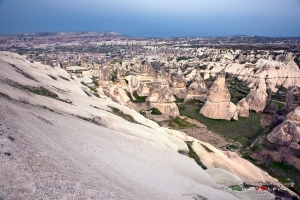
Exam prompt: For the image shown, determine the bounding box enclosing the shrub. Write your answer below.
[150,108,162,115]
[132,91,147,102]
[177,56,192,62]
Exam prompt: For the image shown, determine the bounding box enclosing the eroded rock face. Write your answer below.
[125,75,140,91]
[170,68,187,99]
[146,78,179,117]
[149,102,180,118]
[170,68,186,88]
[267,107,300,149]
[200,71,236,120]
[99,66,113,82]
[184,70,207,102]
[140,60,155,76]
[156,68,168,79]
[107,86,130,106]
[236,98,249,117]
[137,83,151,96]
[246,80,268,113]
[147,80,176,103]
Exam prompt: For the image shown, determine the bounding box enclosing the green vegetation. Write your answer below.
[200,143,214,153]
[58,75,70,81]
[176,56,192,62]
[111,69,118,82]
[178,95,299,195]
[88,86,97,93]
[199,65,207,70]
[185,141,207,169]
[93,80,99,87]
[76,115,97,124]
[132,91,147,102]
[111,59,122,65]
[234,135,250,146]
[9,81,71,104]
[177,104,268,140]
[259,161,300,195]
[108,106,139,124]
[47,74,57,80]
[83,90,92,97]
[174,95,184,103]
[7,136,14,141]
[150,107,162,115]
[170,117,196,129]
[271,100,285,109]
[10,63,38,82]
[42,105,54,112]
[226,144,239,150]
[185,99,203,104]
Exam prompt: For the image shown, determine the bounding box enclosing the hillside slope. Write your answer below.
[0,52,238,199]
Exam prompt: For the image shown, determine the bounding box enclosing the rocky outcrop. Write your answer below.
[236,98,249,117]
[246,79,268,113]
[225,59,300,92]
[146,78,179,117]
[125,75,140,92]
[140,60,155,76]
[137,82,151,96]
[170,67,187,99]
[107,86,130,106]
[200,71,237,120]
[184,70,207,102]
[99,65,113,82]
[267,107,300,149]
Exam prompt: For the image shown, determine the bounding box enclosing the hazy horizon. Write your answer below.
[0,0,300,37]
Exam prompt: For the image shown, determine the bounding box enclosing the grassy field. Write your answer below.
[177,102,300,195]
[177,104,268,141]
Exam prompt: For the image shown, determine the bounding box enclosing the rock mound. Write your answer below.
[246,79,268,112]
[200,71,237,120]
[146,78,179,117]
[267,107,300,149]
[184,70,207,102]
[236,98,249,117]
[170,67,187,99]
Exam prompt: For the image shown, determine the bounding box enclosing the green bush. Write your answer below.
[132,91,147,102]
[185,141,207,169]
[177,56,192,62]
[171,117,196,129]
[150,108,162,115]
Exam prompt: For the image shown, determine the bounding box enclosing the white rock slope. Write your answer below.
[0,52,236,199]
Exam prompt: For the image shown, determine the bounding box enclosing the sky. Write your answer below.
[0,0,300,37]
